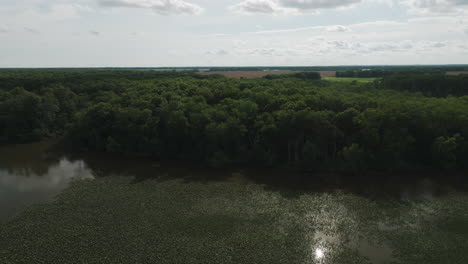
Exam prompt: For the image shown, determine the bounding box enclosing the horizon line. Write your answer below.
[1,64,468,70]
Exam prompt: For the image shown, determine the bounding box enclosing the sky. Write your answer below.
[0,0,468,67]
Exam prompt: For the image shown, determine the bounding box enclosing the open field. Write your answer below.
[198,70,301,78]
[324,77,377,82]
[318,71,337,77]
[446,71,468,76]
[198,71,336,78]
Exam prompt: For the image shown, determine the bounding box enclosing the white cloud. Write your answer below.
[364,42,403,52]
[234,40,248,47]
[250,48,277,56]
[232,0,468,15]
[431,41,446,47]
[97,0,203,15]
[248,25,322,34]
[1,0,468,66]
[24,27,39,34]
[326,25,350,32]
[229,0,297,15]
[230,0,361,14]
[45,4,93,20]
[226,40,419,59]
[3,3,93,25]
[281,0,361,9]
[200,15,468,65]
[206,49,229,55]
[234,48,280,56]
[306,39,455,55]
[402,0,468,14]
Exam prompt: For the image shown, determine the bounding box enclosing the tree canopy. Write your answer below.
[1,69,467,173]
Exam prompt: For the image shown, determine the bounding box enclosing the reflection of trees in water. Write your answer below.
[0,141,62,177]
[64,150,465,201]
[1,141,464,202]
[66,150,259,185]
[0,159,93,193]
[0,142,94,221]
[0,140,229,182]
[68,152,212,182]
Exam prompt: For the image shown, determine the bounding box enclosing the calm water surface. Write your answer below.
[0,142,94,221]
[1,141,466,264]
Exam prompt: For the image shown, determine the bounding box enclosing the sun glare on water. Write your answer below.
[315,248,325,260]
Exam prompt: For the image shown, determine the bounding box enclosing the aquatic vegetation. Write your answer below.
[1,176,467,263]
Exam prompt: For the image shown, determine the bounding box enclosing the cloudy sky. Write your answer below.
[1,0,468,67]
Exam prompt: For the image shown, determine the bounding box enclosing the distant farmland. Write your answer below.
[198,71,336,78]
[446,71,468,76]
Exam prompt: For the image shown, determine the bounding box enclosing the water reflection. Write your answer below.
[1,141,467,263]
[312,229,394,263]
[400,178,436,201]
[0,142,94,221]
[314,248,325,260]
[1,141,461,223]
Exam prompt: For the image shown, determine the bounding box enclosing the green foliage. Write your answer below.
[381,73,468,97]
[1,69,468,172]
[431,134,463,169]
[264,71,321,80]
[0,87,74,142]
[324,77,376,83]
[336,70,393,78]
[340,144,366,172]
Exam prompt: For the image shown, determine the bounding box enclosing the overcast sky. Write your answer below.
[1,0,468,67]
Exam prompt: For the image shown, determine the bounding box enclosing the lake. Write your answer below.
[1,141,467,264]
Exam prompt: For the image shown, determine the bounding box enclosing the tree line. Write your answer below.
[1,70,467,173]
[336,70,394,78]
[379,73,468,97]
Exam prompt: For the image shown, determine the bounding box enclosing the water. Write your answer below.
[0,141,451,222]
[1,141,467,264]
[0,141,94,221]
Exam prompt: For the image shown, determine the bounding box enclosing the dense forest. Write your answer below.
[1,70,467,172]
[380,73,468,97]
